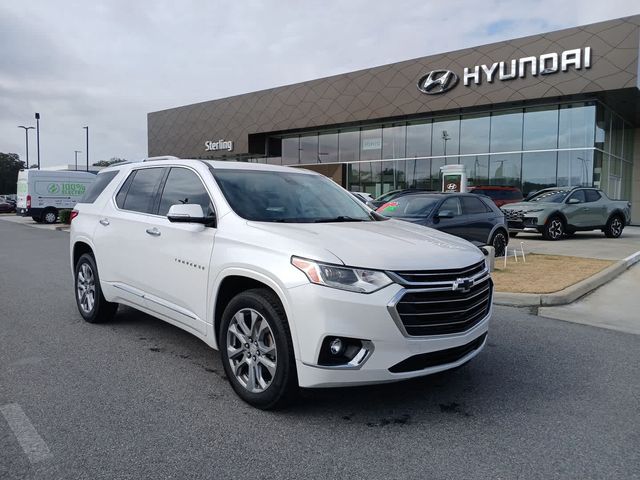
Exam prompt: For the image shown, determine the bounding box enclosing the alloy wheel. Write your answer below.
[549,219,563,239]
[492,232,507,257]
[76,263,96,314]
[44,212,56,223]
[611,218,622,237]
[226,308,277,393]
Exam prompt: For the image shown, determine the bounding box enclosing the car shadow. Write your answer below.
[104,306,578,422]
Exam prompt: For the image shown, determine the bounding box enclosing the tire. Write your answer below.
[74,253,118,323]
[219,288,298,410]
[542,216,564,241]
[490,229,508,257]
[508,232,518,238]
[42,209,58,224]
[604,215,624,238]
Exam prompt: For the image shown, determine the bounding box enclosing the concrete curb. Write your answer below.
[54,225,71,232]
[494,251,640,307]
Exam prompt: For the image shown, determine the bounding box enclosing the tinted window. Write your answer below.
[528,190,570,203]
[567,190,586,203]
[438,197,462,216]
[120,168,165,214]
[81,171,116,203]
[115,172,135,208]
[584,189,601,203]
[158,168,214,216]
[461,196,490,214]
[376,195,440,217]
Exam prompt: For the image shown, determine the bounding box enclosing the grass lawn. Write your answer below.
[492,254,614,294]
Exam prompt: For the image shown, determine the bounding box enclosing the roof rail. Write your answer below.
[142,155,180,162]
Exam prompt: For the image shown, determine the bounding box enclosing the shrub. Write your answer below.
[58,209,72,224]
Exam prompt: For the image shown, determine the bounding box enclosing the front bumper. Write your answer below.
[507,216,542,232]
[288,282,491,388]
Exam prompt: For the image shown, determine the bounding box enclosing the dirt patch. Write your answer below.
[492,254,613,294]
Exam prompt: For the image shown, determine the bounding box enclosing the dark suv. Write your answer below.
[377,193,509,256]
[469,186,523,207]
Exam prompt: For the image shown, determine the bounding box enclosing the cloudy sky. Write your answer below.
[1,0,638,167]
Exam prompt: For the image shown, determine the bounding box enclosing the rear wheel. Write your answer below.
[74,253,118,323]
[219,288,298,410]
[542,216,564,241]
[490,230,508,257]
[42,208,58,224]
[604,215,624,238]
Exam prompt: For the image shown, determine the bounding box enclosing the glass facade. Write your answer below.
[264,101,634,200]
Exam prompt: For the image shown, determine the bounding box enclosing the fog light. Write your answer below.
[329,338,343,355]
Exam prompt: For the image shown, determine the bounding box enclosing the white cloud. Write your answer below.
[1,0,638,166]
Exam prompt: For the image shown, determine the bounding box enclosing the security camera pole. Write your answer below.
[83,126,89,171]
[35,113,41,170]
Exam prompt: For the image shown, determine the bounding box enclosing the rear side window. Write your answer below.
[461,196,491,214]
[584,190,601,202]
[158,168,214,216]
[117,168,165,214]
[81,171,118,203]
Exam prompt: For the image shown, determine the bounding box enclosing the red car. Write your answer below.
[469,186,523,207]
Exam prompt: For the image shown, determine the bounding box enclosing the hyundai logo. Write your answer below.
[417,70,459,94]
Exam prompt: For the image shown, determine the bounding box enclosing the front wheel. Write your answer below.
[490,230,508,257]
[542,216,564,241]
[75,253,118,323]
[604,215,624,238]
[219,289,298,410]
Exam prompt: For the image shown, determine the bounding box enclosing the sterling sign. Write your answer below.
[417,47,592,94]
[205,139,234,152]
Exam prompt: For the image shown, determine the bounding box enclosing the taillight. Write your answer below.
[70,210,79,222]
[26,194,31,208]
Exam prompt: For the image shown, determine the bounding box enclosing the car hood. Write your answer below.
[247,219,484,271]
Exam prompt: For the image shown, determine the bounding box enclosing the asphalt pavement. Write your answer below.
[1,220,639,480]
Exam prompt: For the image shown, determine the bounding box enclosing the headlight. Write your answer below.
[291,256,392,293]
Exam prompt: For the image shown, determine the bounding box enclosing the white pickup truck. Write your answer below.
[70,159,492,409]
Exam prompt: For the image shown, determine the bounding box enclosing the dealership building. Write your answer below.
[148,15,640,223]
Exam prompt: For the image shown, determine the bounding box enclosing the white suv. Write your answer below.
[70,159,492,409]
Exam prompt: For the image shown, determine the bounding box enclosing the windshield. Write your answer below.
[377,195,440,217]
[375,190,401,203]
[527,190,570,203]
[213,169,376,223]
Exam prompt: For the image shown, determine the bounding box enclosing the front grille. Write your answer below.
[389,333,487,373]
[391,260,486,284]
[392,276,492,336]
[502,209,524,221]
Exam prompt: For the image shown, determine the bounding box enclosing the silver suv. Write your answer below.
[70,158,492,409]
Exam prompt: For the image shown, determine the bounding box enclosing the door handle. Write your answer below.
[145,227,161,237]
[99,218,110,226]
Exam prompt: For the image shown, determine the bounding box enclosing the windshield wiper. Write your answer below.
[313,216,367,223]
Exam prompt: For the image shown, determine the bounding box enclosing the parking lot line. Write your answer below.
[0,403,52,463]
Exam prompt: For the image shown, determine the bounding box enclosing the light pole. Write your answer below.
[83,126,89,171]
[35,113,41,169]
[441,130,451,158]
[17,126,34,168]
[74,150,82,171]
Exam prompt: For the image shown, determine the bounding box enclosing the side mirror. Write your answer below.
[167,204,216,227]
[567,198,581,204]
[436,210,455,219]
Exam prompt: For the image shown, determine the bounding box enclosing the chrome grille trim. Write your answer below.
[387,264,493,337]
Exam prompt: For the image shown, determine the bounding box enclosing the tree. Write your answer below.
[93,157,126,167]
[0,153,25,194]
